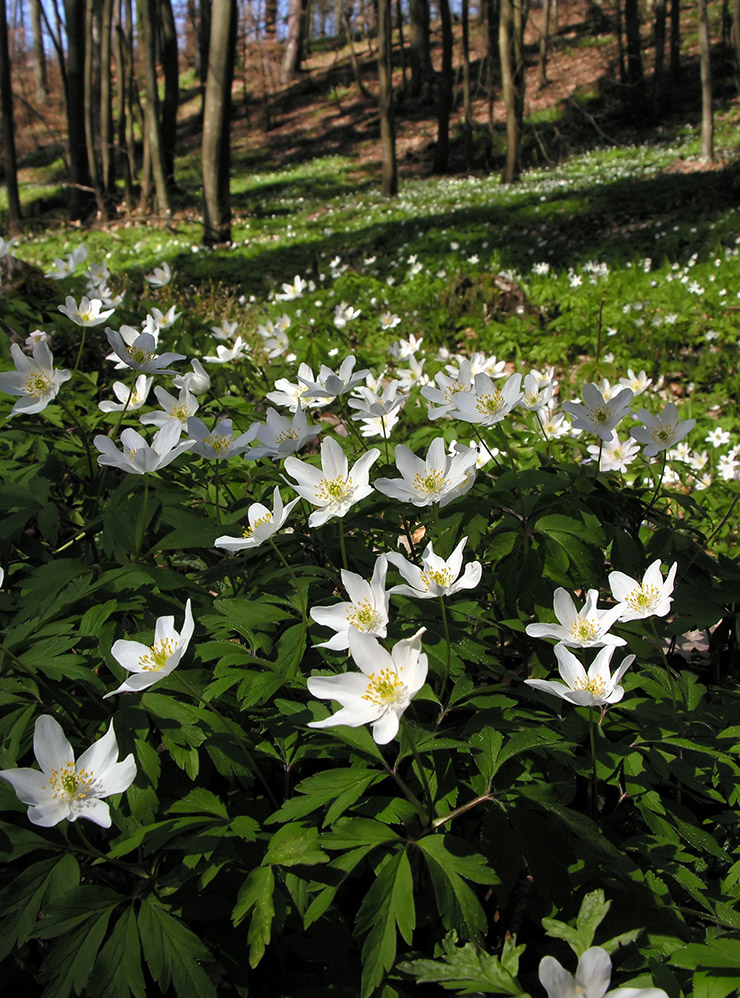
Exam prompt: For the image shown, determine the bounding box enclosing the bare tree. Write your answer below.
[408,0,432,98]
[30,0,47,100]
[0,0,21,231]
[698,0,714,160]
[462,0,473,169]
[499,0,526,182]
[160,0,179,191]
[282,0,306,83]
[378,0,397,195]
[84,0,108,218]
[434,0,453,172]
[202,0,237,243]
[64,0,93,219]
[138,0,171,214]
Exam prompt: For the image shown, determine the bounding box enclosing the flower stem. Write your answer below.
[438,595,452,703]
[269,536,308,677]
[213,462,223,523]
[57,397,96,479]
[649,616,678,707]
[587,705,598,820]
[400,716,434,820]
[338,518,348,571]
[135,476,150,560]
[73,822,150,879]
[643,449,667,521]
[72,327,87,378]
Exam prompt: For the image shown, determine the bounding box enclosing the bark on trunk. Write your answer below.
[281,0,305,83]
[160,0,179,191]
[378,0,397,195]
[408,0,432,98]
[462,0,473,169]
[698,0,714,160]
[0,0,21,231]
[138,0,171,214]
[499,0,519,182]
[202,0,237,243]
[113,0,134,203]
[64,0,93,219]
[31,0,47,100]
[434,0,453,172]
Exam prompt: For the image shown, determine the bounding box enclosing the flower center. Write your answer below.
[573,675,606,697]
[362,667,408,707]
[170,404,191,423]
[421,567,454,589]
[23,372,52,398]
[413,469,446,497]
[625,583,660,611]
[569,616,599,643]
[317,475,352,506]
[653,426,673,443]
[45,761,94,801]
[129,345,155,365]
[205,432,232,455]
[346,599,380,631]
[475,391,505,416]
[138,637,177,672]
[587,406,611,425]
[275,428,299,444]
[243,512,272,538]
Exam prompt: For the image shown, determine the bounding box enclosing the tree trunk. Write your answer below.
[653,0,667,112]
[343,5,371,96]
[282,0,305,82]
[408,0,432,98]
[64,0,93,219]
[670,0,681,81]
[462,0,473,169]
[85,0,108,218]
[499,0,519,182]
[100,0,116,200]
[734,0,740,79]
[160,0,179,191]
[266,0,277,35]
[396,0,407,91]
[30,0,47,100]
[698,0,714,160]
[113,0,134,204]
[138,0,171,214]
[539,0,552,87]
[0,0,21,231]
[434,0,453,172]
[202,0,237,243]
[624,0,644,100]
[377,0,397,195]
[486,0,499,134]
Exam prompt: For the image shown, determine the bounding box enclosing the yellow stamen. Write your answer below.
[361,667,407,706]
[23,372,52,398]
[624,583,659,612]
[138,637,177,672]
[413,469,446,497]
[570,616,599,643]
[346,599,379,631]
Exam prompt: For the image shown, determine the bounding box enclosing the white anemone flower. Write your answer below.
[310,555,390,650]
[276,274,308,301]
[211,319,239,341]
[520,371,555,412]
[629,403,695,457]
[94,421,194,474]
[98,374,154,413]
[266,363,332,412]
[149,305,180,329]
[526,588,626,648]
[173,358,211,395]
[618,368,652,395]
[140,386,198,428]
[539,946,668,998]
[203,335,250,364]
[348,381,408,420]
[449,372,523,425]
[214,487,301,551]
[333,301,361,328]
[587,433,640,472]
[0,715,136,828]
[186,416,257,459]
[526,644,635,707]
[374,437,477,509]
[283,436,380,527]
[421,363,476,420]
[106,328,185,374]
[145,262,172,287]
[244,406,321,459]
[307,628,427,744]
[104,599,194,697]
[0,341,71,416]
[58,295,115,327]
[562,384,634,442]
[609,560,677,622]
[257,316,291,358]
[386,537,482,599]
[298,355,370,400]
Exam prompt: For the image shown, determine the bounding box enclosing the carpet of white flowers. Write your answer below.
[0,146,739,998]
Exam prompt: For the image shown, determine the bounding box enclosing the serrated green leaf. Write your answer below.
[232,866,275,967]
[90,907,147,998]
[264,822,329,867]
[138,900,216,998]
[167,787,228,819]
[356,847,415,998]
[37,912,113,998]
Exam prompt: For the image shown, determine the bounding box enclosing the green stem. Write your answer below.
[213,462,223,523]
[649,616,678,707]
[72,327,87,378]
[587,705,598,820]
[400,716,434,819]
[0,639,87,739]
[338,518,348,571]
[173,673,279,810]
[593,438,603,479]
[495,422,525,515]
[643,449,667,521]
[269,536,308,678]
[135,476,150,560]
[381,415,390,465]
[438,595,452,703]
[73,822,150,879]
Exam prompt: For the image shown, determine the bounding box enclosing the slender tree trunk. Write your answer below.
[670,0,681,81]
[202,0,237,243]
[266,0,277,35]
[138,0,171,214]
[539,0,552,87]
[113,0,134,204]
[698,0,714,160]
[396,0,407,91]
[615,0,626,82]
[282,0,305,82]
[734,0,740,79]
[462,0,473,169]
[434,0,453,172]
[100,0,115,200]
[378,0,397,195]
[624,0,644,107]
[160,0,179,191]
[0,0,21,231]
[499,0,519,182]
[343,5,371,96]
[64,0,93,219]
[653,0,667,112]
[85,0,108,218]
[486,0,499,135]
[31,0,47,100]
[408,0,432,98]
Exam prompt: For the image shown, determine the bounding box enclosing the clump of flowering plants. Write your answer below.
[0,194,739,998]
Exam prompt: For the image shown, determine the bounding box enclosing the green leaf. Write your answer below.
[417,835,497,944]
[232,866,275,968]
[32,885,124,939]
[575,890,612,952]
[399,931,525,995]
[263,822,330,867]
[167,787,229,819]
[37,912,113,998]
[355,847,415,998]
[138,900,216,998]
[90,907,147,998]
